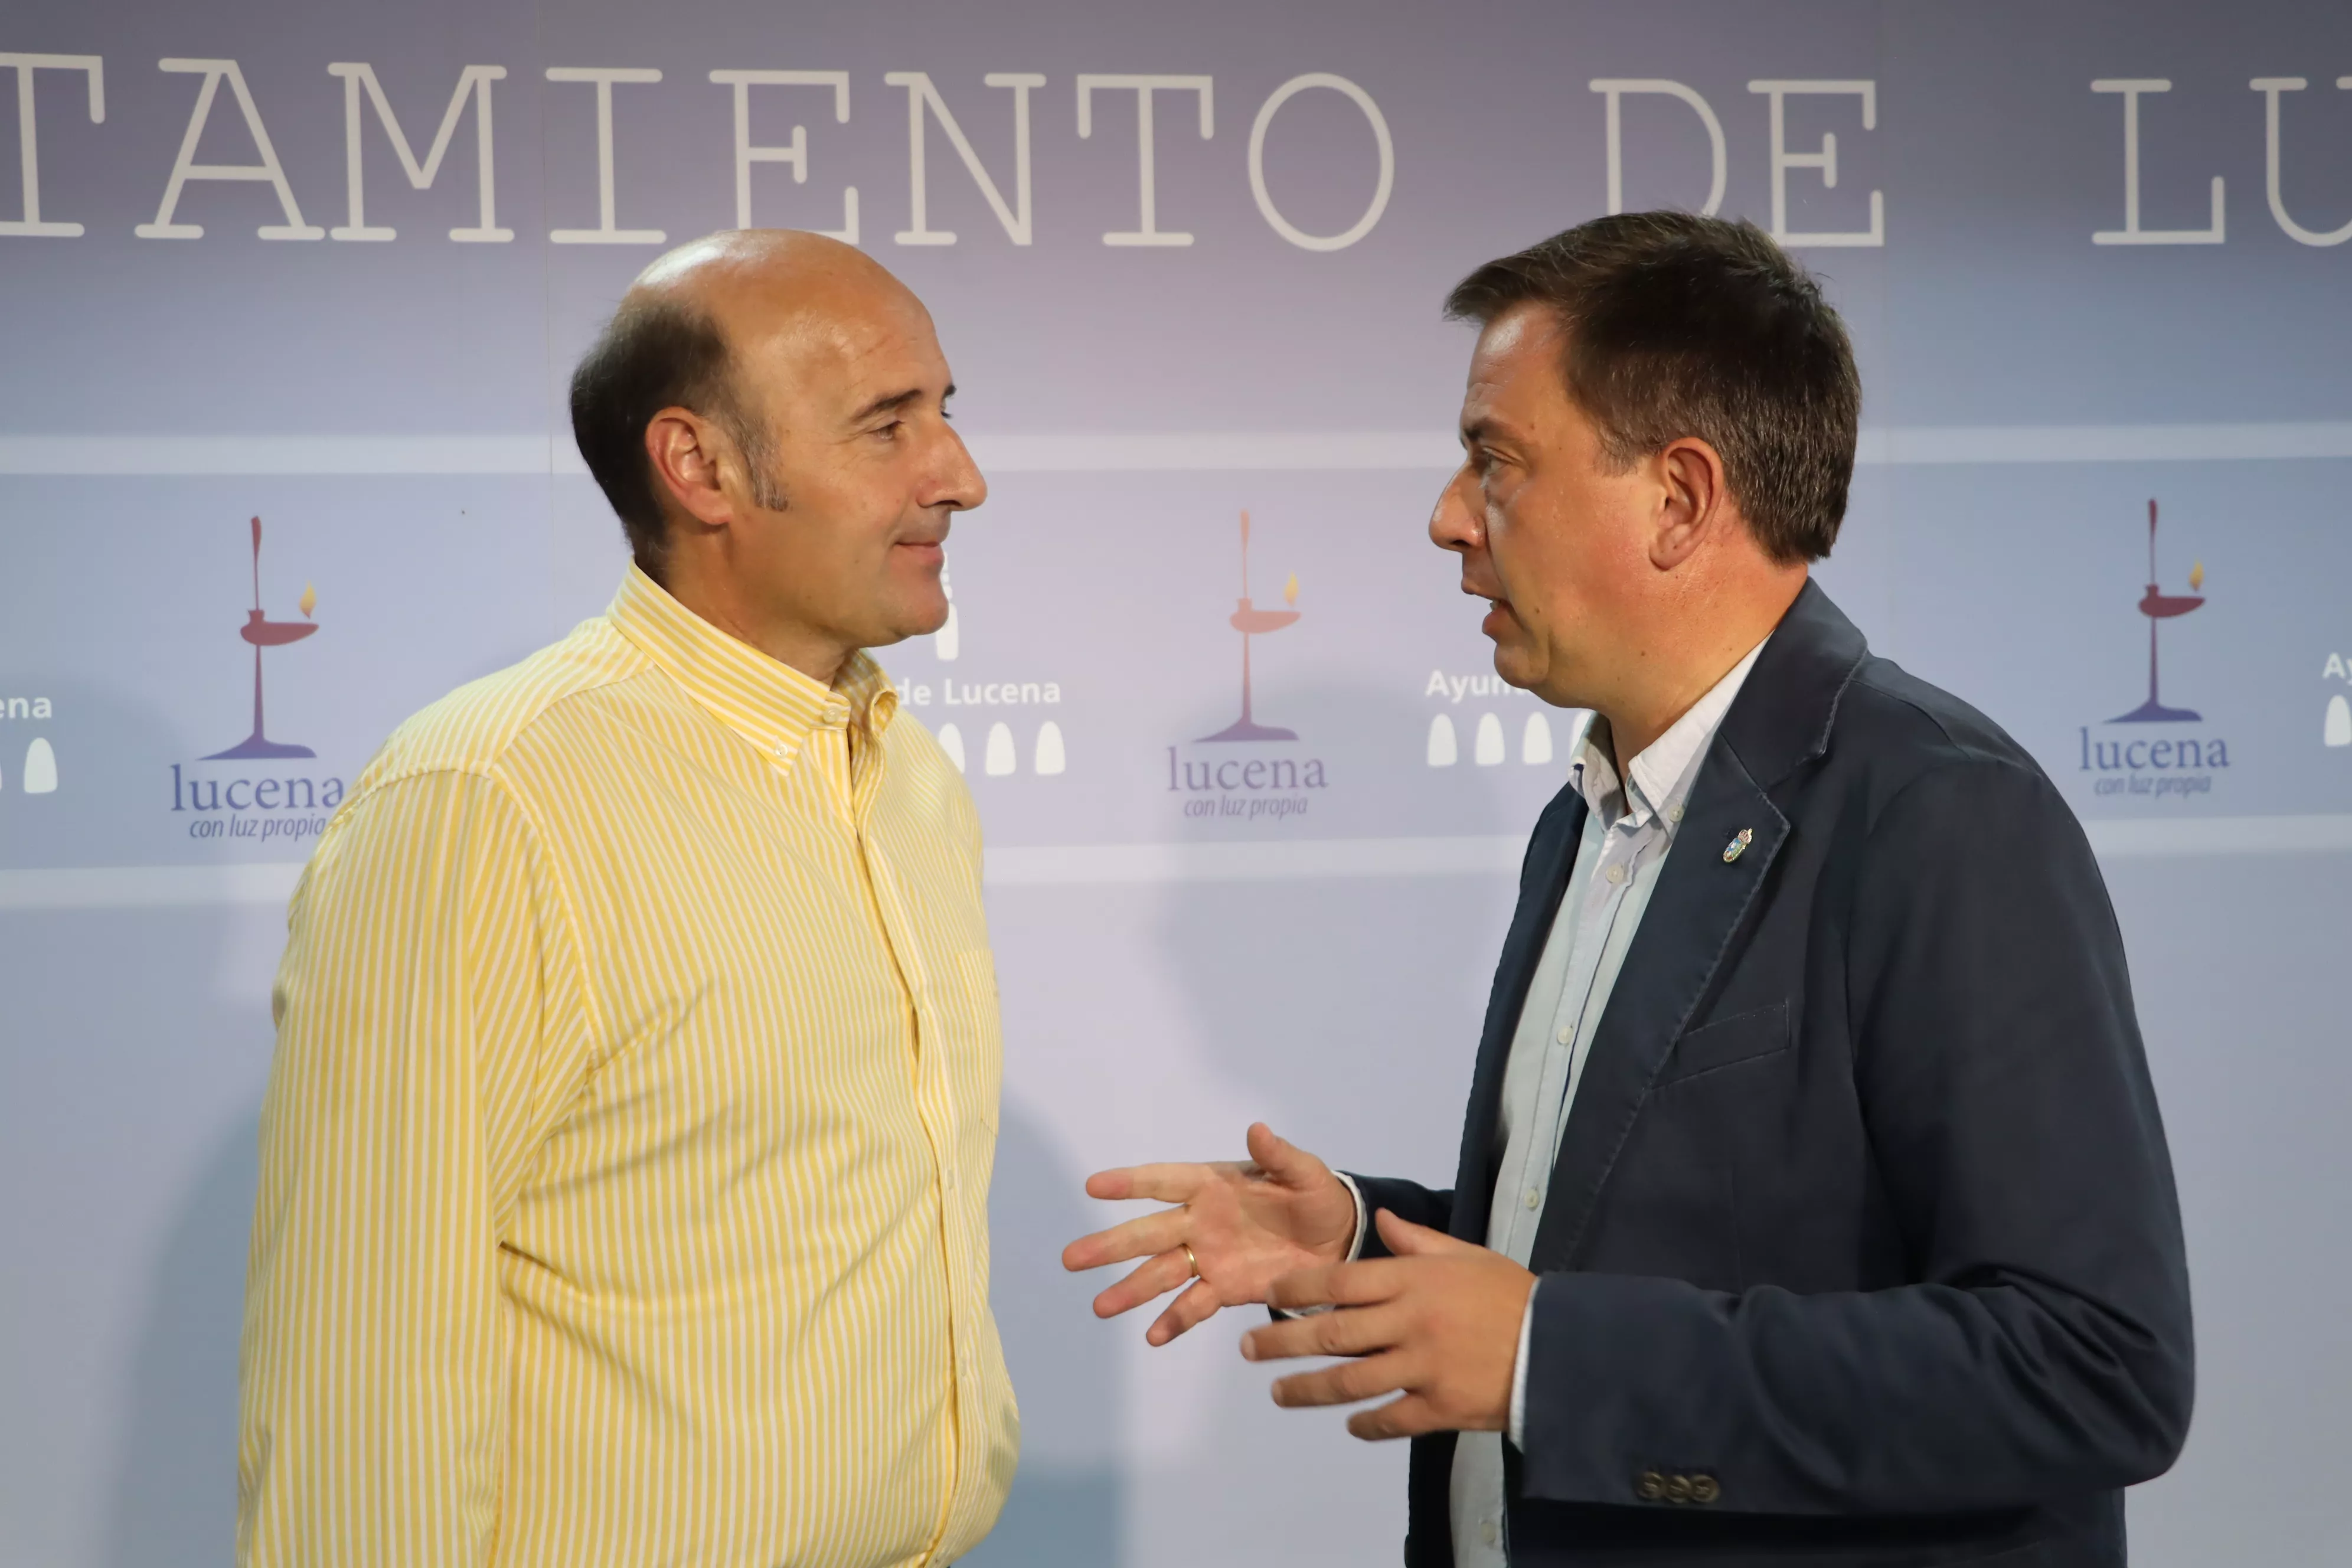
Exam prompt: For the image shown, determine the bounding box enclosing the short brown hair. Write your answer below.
[569,295,779,577]
[1445,212,1860,563]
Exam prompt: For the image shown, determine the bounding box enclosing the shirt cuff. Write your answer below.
[1334,1171,1369,1262]
[1508,1279,1537,1449]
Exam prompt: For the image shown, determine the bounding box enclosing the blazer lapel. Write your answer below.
[1447,784,1586,1243]
[1527,747,1786,1268]
[1525,580,1870,1269]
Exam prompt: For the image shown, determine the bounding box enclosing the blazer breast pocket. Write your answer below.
[1655,999,1791,1087]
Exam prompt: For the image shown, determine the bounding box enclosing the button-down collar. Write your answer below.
[606,563,899,766]
[1572,635,1770,836]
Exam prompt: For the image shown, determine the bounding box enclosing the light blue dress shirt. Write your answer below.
[1447,638,1768,1567]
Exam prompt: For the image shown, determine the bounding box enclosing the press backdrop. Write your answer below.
[5,2,2351,1564]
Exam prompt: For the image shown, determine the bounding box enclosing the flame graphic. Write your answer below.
[299,581,318,618]
[2188,561,2204,593]
[1283,572,1299,606]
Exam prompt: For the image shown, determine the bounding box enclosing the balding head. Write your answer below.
[569,228,985,681]
[629,227,900,308]
[572,230,932,573]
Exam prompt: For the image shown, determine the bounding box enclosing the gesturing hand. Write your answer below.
[1061,1122,1358,1346]
[1240,1208,1536,1441]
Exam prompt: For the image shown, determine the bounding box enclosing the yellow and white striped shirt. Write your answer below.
[239,565,1016,1568]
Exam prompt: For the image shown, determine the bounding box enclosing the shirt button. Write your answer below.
[1605,863,1627,885]
[1523,1187,1541,1210]
[943,1164,958,1189]
[1555,1025,1572,1046]
[1668,802,1685,824]
[821,701,851,727]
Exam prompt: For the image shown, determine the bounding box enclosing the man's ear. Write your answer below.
[644,407,735,531]
[1650,436,1730,571]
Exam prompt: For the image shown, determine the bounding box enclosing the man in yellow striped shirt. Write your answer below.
[237,232,1017,1567]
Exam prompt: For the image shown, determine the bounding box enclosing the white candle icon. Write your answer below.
[1427,714,1458,767]
[1474,712,1505,766]
[22,737,57,794]
[984,723,1016,776]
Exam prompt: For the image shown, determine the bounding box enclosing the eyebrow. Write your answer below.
[848,382,955,427]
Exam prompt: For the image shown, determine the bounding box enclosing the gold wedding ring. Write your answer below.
[1182,1243,1200,1279]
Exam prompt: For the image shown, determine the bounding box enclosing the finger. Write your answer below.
[1268,1348,1412,1410]
[1242,1302,1404,1364]
[1347,1393,1442,1442]
[1145,1279,1224,1347]
[1265,1259,1401,1314]
[1084,1163,1214,1204]
[1061,1208,1192,1272]
[1374,1207,1481,1258]
[1090,1249,1197,1319]
[1244,1122,1322,1185]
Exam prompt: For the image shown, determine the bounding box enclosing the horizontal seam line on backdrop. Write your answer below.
[2,424,2351,475]
[6,816,2351,910]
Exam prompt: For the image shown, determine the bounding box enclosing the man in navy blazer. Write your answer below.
[1064,213,2192,1566]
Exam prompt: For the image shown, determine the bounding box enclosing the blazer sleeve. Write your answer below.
[1344,1176,1455,1258]
[1514,757,2194,1514]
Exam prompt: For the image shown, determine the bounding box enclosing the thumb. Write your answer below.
[1246,1122,1321,1184]
[1376,1207,1479,1257]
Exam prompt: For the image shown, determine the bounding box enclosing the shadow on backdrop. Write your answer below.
[1113,678,1536,1564]
[965,1101,1124,1567]
[104,1110,259,1568]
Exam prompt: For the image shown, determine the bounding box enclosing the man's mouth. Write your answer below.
[1468,584,1514,639]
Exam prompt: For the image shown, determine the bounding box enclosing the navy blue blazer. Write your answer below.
[1351,582,2192,1567]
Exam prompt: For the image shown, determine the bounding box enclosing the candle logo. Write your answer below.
[1167,508,1330,822]
[1198,509,1302,743]
[2078,499,2230,799]
[204,515,321,760]
[2109,499,2204,724]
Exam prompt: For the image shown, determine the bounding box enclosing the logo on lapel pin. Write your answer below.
[1721,828,1753,864]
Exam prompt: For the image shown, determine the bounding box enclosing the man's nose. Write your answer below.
[928,422,989,512]
[1429,463,1481,553]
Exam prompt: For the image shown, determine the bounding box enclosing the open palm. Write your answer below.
[1061,1122,1358,1345]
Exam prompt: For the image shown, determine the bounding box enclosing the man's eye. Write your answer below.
[874,420,903,440]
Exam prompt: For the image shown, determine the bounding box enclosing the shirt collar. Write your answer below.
[1572,633,1772,834]
[605,564,898,765]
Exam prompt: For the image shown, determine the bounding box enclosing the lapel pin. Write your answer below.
[1721,828,1754,864]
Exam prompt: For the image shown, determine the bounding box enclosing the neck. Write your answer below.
[650,554,853,687]
[1599,570,1804,769]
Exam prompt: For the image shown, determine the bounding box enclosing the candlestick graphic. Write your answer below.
[1198,510,1302,743]
[2109,499,2204,725]
[204,515,320,760]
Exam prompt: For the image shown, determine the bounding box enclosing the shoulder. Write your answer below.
[298,621,646,901]
[351,616,649,799]
[1825,655,2084,852]
[292,622,653,923]
[1837,655,2039,775]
